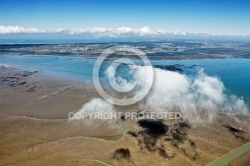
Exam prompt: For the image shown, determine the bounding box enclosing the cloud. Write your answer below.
[0,26,64,34]
[69,98,116,120]
[68,26,181,36]
[69,98,119,128]
[0,26,42,34]
[1,25,249,38]
[0,25,190,37]
[104,65,249,125]
[147,69,248,124]
[69,66,248,126]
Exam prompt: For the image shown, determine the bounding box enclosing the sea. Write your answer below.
[0,54,250,108]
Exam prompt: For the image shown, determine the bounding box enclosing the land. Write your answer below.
[0,66,250,166]
[1,40,250,60]
[230,152,250,166]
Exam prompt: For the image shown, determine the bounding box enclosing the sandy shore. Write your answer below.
[0,67,249,166]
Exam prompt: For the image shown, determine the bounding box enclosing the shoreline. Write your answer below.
[1,54,250,106]
[1,52,250,61]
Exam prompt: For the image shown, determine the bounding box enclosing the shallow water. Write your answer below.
[0,55,250,106]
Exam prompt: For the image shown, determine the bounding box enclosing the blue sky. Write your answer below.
[0,0,250,39]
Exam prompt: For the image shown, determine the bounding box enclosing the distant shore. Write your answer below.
[1,40,250,60]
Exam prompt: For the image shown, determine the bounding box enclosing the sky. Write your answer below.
[0,0,250,40]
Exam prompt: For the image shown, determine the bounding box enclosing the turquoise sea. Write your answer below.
[1,55,250,107]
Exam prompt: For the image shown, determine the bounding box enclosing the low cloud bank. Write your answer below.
[0,25,236,37]
[0,25,63,34]
[70,66,249,125]
[0,25,187,36]
[143,68,248,124]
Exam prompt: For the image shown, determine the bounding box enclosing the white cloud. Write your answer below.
[68,98,120,129]
[0,25,249,37]
[0,25,187,36]
[104,65,248,125]
[0,26,42,34]
[116,26,133,34]
[68,27,115,36]
[0,26,64,34]
[68,26,179,37]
